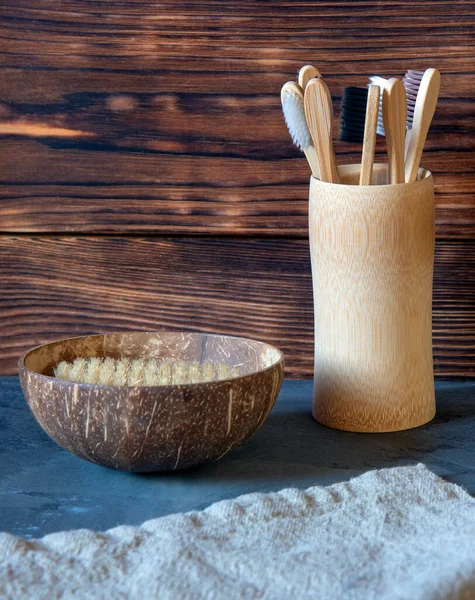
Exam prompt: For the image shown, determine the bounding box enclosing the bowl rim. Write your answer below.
[18,331,285,390]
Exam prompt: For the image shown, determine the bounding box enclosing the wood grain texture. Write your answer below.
[309,169,435,431]
[1,236,474,378]
[0,1,473,235]
[0,1,473,378]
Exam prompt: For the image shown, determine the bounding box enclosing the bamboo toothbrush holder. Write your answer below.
[309,164,435,432]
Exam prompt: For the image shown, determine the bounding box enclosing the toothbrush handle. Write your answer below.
[304,145,320,179]
[298,65,321,90]
[405,69,441,183]
[304,78,340,184]
[360,85,380,185]
[383,78,407,184]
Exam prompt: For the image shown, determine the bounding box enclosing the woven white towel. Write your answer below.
[1,464,475,600]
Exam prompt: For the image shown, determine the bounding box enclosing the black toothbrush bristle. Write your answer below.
[340,87,369,144]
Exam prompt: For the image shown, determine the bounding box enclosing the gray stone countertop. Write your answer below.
[1,377,474,539]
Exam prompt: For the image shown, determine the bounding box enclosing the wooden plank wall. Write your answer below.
[1,1,474,377]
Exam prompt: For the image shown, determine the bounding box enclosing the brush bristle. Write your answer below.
[403,69,425,127]
[54,357,240,386]
[281,85,312,151]
[368,76,388,136]
[340,87,369,144]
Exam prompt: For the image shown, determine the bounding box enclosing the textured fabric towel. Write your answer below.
[1,464,475,599]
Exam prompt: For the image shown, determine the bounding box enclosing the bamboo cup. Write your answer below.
[309,163,435,432]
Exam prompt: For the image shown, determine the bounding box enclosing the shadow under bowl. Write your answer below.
[18,331,284,472]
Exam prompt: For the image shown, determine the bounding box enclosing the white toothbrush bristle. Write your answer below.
[281,87,312,152]
[368,76,389,136]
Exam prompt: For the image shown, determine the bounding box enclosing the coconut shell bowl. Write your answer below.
[19,332,284,472]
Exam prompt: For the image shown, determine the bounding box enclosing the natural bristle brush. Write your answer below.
[340,85,380,185]
[403,68,441,182]
[281,81,320,178]
[54,357,240,386]
[304,77,340,183]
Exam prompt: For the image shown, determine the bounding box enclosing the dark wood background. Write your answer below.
[1,1,474,377]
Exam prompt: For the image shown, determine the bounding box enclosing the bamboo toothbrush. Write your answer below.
[340,85,380,185]
[368,75,389,136]
[360,85,381,185]
[304,77,340,183]
[382,78,407,184]
[298,65,321,90]
[404,68,441,182]
[403,70,425,134]
[280,81,320,178]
